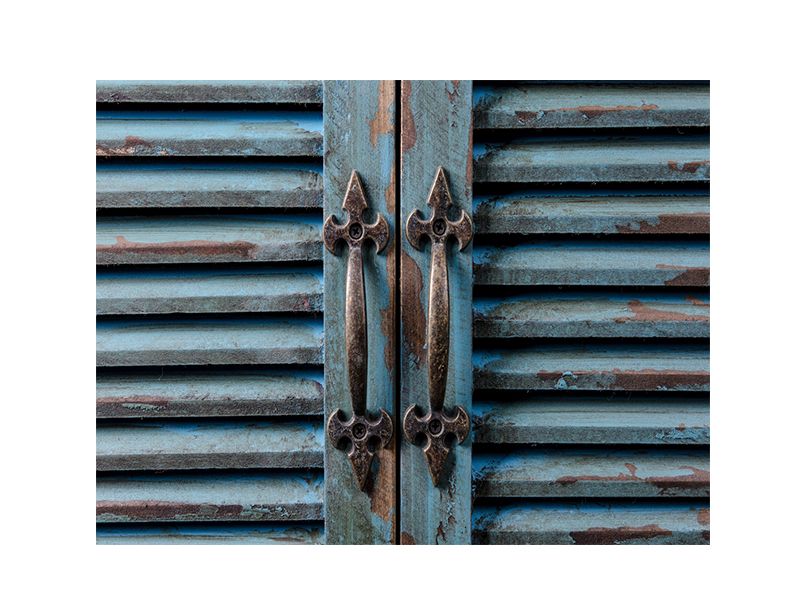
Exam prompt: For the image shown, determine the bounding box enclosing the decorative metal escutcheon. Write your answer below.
[324,171,393,490]
[402,167,473,487]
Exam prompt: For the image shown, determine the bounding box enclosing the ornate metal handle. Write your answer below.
[323,171,393,490]
[402,167,473,486]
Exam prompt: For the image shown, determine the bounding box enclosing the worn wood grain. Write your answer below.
[96,421,323,470]
[96,318,323,367]
[97,80,323,104]
[97,471,324,522]
[473,449,709,497]
[473,398,709,444]
[323,81,397,544]
[474,241,709,287]
[474,194,709,235]
[474,138,709,182]
[96,371,323,418]
[96,216,322,265]
[473,502,709,544]
[474,83,709,129]
[96,164,323,208]
[96,112,322,157]
[96,523,324,545]
[96,267,323,315]
[474,293,710,338]
[400,81,473,545]
[474,345,709,392]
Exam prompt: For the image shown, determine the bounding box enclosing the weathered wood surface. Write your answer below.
[475,346,709,392]
[96,523,324,545]
[96,318,323,367]
[97,268,323,315]
[473,449,709,497]
[474,139,709,182]
[474,241,709,287]
[323,81,397,544]
[96,112,323,157]
[473,502,710,544]
[400,81,473,545]
[96,216,322,265]
[473,399,709,444]
[474,293,710,338]
[96,421,324,470]
[96,164,323,208]
[97,472,324,522]
[96,371,323,418]
[474,83,709,129]
[97,80,323,104]
[474,194,709,235]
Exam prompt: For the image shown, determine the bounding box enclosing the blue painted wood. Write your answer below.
[97,80,323,104]
[96,523,324,545]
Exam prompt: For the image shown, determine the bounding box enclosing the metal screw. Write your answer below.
[433,219,446,236]
[353,423,367,440]
[428,419,442,435]
[349,223,363,240]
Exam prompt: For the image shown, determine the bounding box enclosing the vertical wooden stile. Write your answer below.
[323,81,397,544]
[399,81,473,545]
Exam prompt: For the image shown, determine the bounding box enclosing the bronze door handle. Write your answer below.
[402,167,473,486]
[323,171,393,490]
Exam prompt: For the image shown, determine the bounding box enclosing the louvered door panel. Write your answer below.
[470,81,710,544]
[96,81,324,544]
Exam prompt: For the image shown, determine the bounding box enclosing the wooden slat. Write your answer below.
[473,398,709,445]
[474,346,709,392]
[97,80,323,104]
[96,268,323,315]
[96,112,322,157]
[96,319,323,367]
[96,216,322,265]
[474,241,709,287]
[323,80,397,545]
[474,449,709,497]
[96,371,323,418]
[474,83,709,129]
[474,195,709,235]
[96,165,323,208]
[474,139,709,182]
[96,421,323,470]
[474,293,710,338]
[96,523,324,545]
[97,472,324,522]
[473,503,710,544]
[399,80,473,546]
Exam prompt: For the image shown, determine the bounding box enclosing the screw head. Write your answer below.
[349,223,363,240]
[353,423,367,440]
[433,219,447,236]
[428,419,442,435]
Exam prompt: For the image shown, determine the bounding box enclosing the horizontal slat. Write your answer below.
[96,421,323,470]
[96,216,322,265]
[96,112,322,157]
[474,195,709,235]
[474,449,709,497]
[474,83,709,129]
[97,80,323,104]
[474,139,709,182]
[96,319,323,367]
[474,346,709,391]
[96,523,324,545]
[96,165,323,208]
[96,472,323,522]
[474,293,710,338]
[473,398,709,444]
[473,503,709,544]
[474,241,709,287]
[96,371,323,418]
[97,268,323,315]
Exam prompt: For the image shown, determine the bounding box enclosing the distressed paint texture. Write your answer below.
[400,81,473,545]
[323,81,397,544]
[96,80,323,104]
